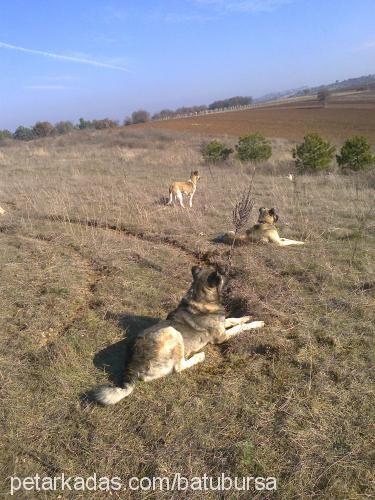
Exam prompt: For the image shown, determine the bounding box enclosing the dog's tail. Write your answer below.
[91,383,135,405]
[91,337,137,405]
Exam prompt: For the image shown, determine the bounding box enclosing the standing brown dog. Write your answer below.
[167,170,200,208]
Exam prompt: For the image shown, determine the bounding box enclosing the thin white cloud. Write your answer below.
[45,75,81,82]
[352,37,375,52]
[164,12,220,22]
[360,39,375,50]
[103,6,128,22]
[0,41,131,72]
[193,0,294,13]
[26,85,73,90]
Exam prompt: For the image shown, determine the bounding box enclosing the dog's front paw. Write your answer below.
[195,352,205,362]
[251,321,265,329]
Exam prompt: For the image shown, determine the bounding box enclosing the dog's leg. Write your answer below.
[223,321,265,339]
[167,191,173,205]
[278,238,305,246]
[189,193,194,208]
[224,316,251,328]
[176,191,185,208]
[175,352,205,372]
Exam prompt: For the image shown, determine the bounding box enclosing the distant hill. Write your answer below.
[254,86,308,103]
[256,74,375,103]
[151,74,375,120]
[321,74,375,91]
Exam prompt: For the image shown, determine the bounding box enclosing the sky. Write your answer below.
[0,0,374,130]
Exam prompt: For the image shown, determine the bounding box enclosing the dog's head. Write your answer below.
[258,207,279,224]
[190,265,224,303]
[190,170,200,181]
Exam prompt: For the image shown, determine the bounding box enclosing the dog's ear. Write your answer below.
[259,207,266,213]
[193,170,199,176]
[270,207,279,222]
[191,265,202,278]
[207,270,222,288]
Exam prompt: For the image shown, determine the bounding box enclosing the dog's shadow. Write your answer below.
[93,313,159,385]
[154,195,169,206]
[210,235,247,246]
[211,235,226,244]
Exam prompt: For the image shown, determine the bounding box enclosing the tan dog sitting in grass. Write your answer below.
[167,170,200,208]
[218,207,305,247]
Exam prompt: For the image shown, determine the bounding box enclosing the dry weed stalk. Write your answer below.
[226,184,255,274]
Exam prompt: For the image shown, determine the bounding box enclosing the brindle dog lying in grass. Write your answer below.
[92,266,264,405]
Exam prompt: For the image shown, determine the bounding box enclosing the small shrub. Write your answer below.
[0,129,12,140]
[201,140,233,163]
[78,118,93,130]
[92,119,119,130]
[32,121,55,138]
[55,121,75,135]
[317,88,330,107]
[292,133,336,173]
[123,116,132,126]
[235,133,272,163]
[336,136,375,172]
[13,126,34,141]
[131,110,150,124]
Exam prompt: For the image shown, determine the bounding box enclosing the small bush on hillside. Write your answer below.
[32,121,55,137]
[55,121,75,135]
[78,118,93,129]
[131,110,150,124]
[317,88,330,107]
[292,133,336,173]
[0,130,12,140]
[92,119,119,130]
[201,140,233,163]
[235,133,272,163]
[336,136,375,171]
[13,126,34,141]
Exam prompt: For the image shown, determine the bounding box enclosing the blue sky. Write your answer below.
[1,0,374,130]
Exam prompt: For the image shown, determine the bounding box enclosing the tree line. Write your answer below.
[152,96,253,120]
[0,113,142,141]
[0,95,254,141]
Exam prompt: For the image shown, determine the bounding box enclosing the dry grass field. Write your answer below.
[142,92,375,142]
[0,127,374,498]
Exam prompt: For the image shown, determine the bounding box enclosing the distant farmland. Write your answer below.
[141,92,375,142]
